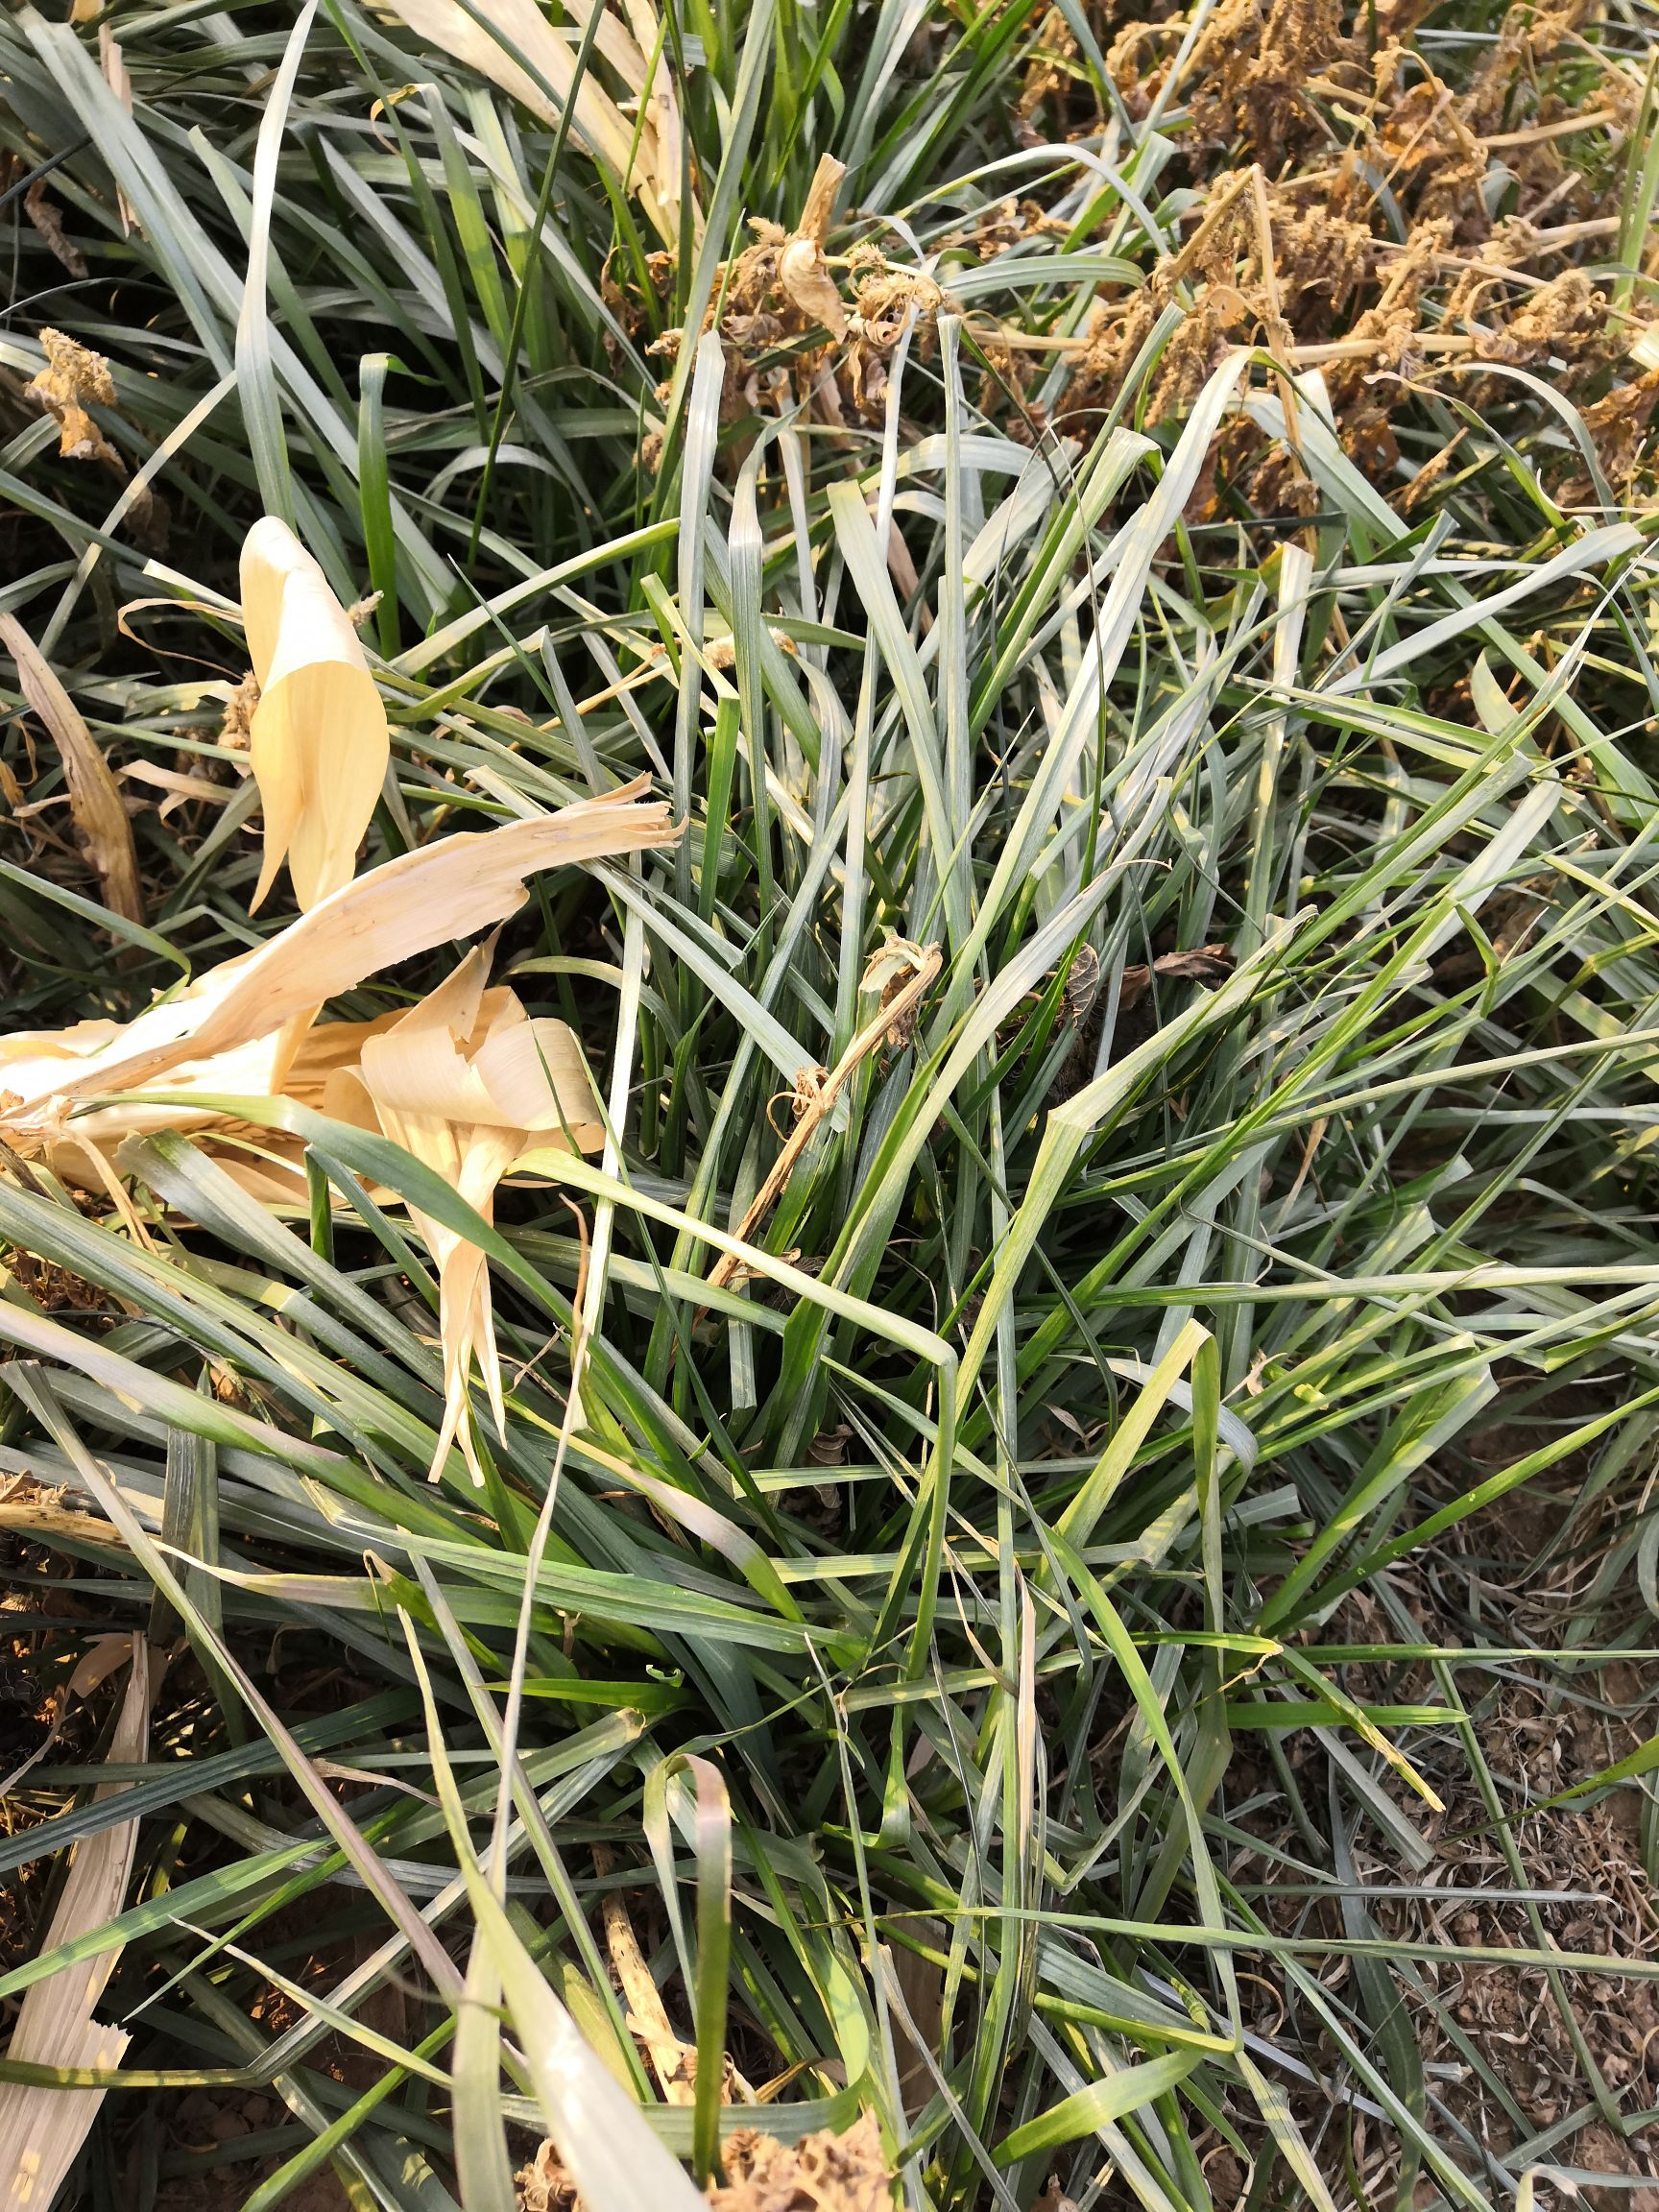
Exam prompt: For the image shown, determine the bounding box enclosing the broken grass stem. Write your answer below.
[705,942,942,1297]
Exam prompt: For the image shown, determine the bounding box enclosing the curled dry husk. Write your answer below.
[0,1638,152,2209]
[777,155,848,340]
[1,780,675,1476]
[327,946,606,1482]
[0,781,676,1191]
[240,517,391,913]
[0,782,674,1477]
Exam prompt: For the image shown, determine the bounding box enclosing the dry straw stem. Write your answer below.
[240,517,392,913]
[0,1637,152,2210]
[0,1474,119,1553]
[326,945,609,1482]
[0,781,677,1179]
[96,29,135,231]
[0,611,143,926]
[706,938,941,1295]
[590,1839,695,2101]
[379,0,690,243]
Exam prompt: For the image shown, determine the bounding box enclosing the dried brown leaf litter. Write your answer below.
[631,156,949,450]
[516,2114,897,2212]
[602,0,1657,506]
[1070,0,1654,496]
[707,2118,895,2212]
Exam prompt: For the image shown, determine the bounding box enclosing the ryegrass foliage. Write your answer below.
[3,1,1659,2207]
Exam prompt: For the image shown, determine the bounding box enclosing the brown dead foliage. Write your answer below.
[643,226,947,445]
[1578,366,1659,483]
[709,2117,895,2212]
[514,2115,896,2212]
[1185,0,1377,161]
[614,151,961,458]
[604,0,1655,501]
[1057,0,1657,502]
[22,180,87,279]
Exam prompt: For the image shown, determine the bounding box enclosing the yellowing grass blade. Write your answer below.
[0,1637,152,2209]
[0,612,143,926]
[240,517,391,911]
[336,946,608,1481]
[0,781,677,1174]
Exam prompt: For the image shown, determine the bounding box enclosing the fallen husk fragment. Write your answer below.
[240,517,391,912]
[327,946,607,1482]
[0,781,676,1189]
[0,1637,153,2209]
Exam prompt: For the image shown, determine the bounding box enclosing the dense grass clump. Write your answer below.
[2,0,1659,2207]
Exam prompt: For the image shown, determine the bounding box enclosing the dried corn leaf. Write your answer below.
[0,612,143,925]
[331,946,605,1481]
[241,517,391,912]
[25,329,116,463]
[378,0,686,242]
[0,781,676,1178]
[0,1637,152,2210]
[617,0,687,239]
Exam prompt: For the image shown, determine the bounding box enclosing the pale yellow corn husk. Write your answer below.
[240,517,391,912]
[0,781,676,1180]
[332,948,605,1482]
[0,1638,152,2208]
[378,0,690,243]
[0,1029,290,1194]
